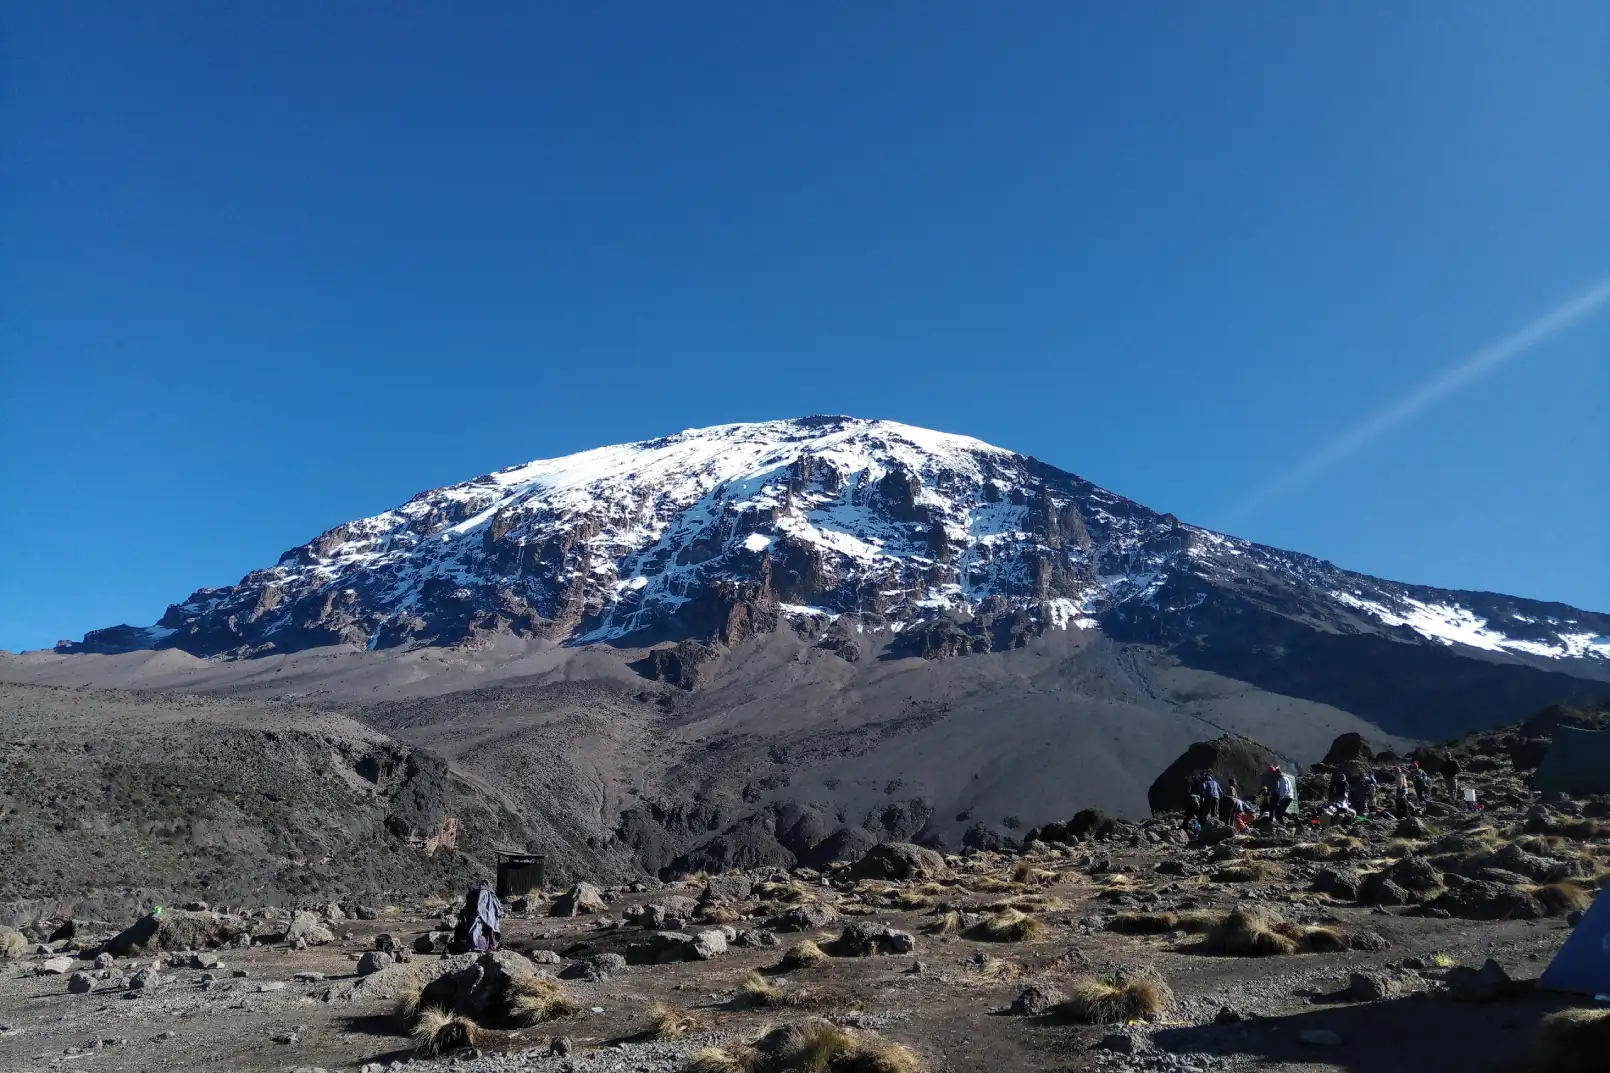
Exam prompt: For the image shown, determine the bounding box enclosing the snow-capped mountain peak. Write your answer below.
[64,417,1610,668]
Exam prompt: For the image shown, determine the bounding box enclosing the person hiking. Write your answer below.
[1410,762,1432,803]
[1219,776,1241,824]
[1258,765,1294,826]
[451,880,503,953]
[1393,767,1413,819]
[1440,755,1462,800]
[1275,767,1297,825]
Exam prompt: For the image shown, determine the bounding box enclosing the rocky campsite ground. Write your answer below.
[4,703,1610,1073]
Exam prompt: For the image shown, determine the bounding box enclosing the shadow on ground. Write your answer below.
[1153,991,1581,1073]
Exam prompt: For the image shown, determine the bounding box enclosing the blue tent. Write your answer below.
[1541,884,1610,995]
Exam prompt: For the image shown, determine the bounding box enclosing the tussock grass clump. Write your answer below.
[1290,843,1343,862]
[394,981,424,1024]
[648,1002,708,1039]
[699,904,744,924]
[1381,839,1425,859]
[963,876,1020,894]
[1430,952,1456,969]
[1207,906,1297,956]
[780,939,829,970]
[687,1019,926,1073]
[501,975,584,1025]
[1201,906,1340,956]
[970,954,1021,980]
[923,910,963,936]
[1536,1007,1610,1073]
[737,969,825,1010]
[1531,882,1594,915]
[737,969,786,1008]
[412,1006,479,1057]
[1212,860,1274,883]
[1174,910,1220,934]
[1109,912,1178,935]
[1560,818,1605,841]
[1325,833,1366,850]
[687,1044,763,1073]
[1060,970,1171,1024]
[1010,862,1060,885]
[971,908,1047,943]
[0,928,27,960]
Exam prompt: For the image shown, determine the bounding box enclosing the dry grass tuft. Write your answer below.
[1012,860,1036,883]
[972,955,1021,980]
[1212,860,1275,883]
[686,1043,764,1073]
[1430,952,1456,969]
[737,969,786,1008]
[923,910,963,936]
[1205,906,1297,956]
[1288,924,1347,952]
[971,907,1047,943]
[963,876,1020,894]
[1561,818,1605,841]
[1109,912,1178,935]
[412,1006,480,1057]
[1290,843,1342,862]
[1059,970,1171,1024]
[896,891,932,910]
[502,975,583,1025]
[780,939,829,970]
[1381,839,1425,858]
[648,1002,708,1039]
[394,981,424,1024]
[1532,882,1595,915]
[1537,1007,1610,1073]
[1174,910,1220,934]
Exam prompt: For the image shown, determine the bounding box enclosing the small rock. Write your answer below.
[549,1036,572,1056]
[37,956,74,975]
[1215,1006,1243,1024]
[270,1030,298,1045]
[293,971,325,983]
[1346,971,1406,1002]
[1300,1028,1343,1046]
[1447,959,1512,1003]
[127,968,158,991]
[1009,983,1065,1016]
[356,951,393,977]
[257,981,287,992]
[527,949,562,965]
[67,973,94,994]
[93,953,115,970]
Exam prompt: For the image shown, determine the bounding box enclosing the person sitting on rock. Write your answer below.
[1327,769,1349,807]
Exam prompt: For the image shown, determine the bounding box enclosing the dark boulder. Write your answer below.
[1148,736,1287,815]
[1321,733,1376,768]
[847,842,947,881]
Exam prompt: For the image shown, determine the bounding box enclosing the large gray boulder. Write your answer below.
[550,883,607,917]
[847,842,946,881]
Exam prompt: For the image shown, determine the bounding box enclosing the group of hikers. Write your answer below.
[1185,754,1467,836]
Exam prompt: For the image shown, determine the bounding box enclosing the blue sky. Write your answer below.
[2,3,1607,652]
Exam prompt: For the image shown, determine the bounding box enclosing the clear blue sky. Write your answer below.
[2,3,1607,652]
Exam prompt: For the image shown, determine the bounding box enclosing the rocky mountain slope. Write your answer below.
[10,417,1610,889]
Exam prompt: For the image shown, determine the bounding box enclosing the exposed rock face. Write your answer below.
[59,418,1610,688]
[1322,733,1376,768]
